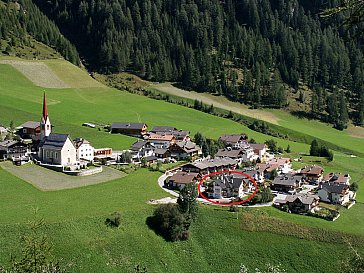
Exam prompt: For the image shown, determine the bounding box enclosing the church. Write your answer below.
[37,93,79,168]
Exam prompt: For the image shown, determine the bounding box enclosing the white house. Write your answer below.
[212,174,252,199]
[130,140,154,162]
[317,183,351,205]
[250,144,268,161]
[148,134,176,149]
[74,138,94,162]
[38,133,78,167]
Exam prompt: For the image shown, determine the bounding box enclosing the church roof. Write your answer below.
[39,133,72,150]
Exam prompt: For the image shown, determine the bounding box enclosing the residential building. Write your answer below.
[219,134,248,149]
[267,157,292,174]
[110,122,148,137]
[167,172,198,190]
[181,158,237,175]
[298,165,324,183]
[271,174,303,193]
[318,183,351,205]
[130,140,154,162]
[250,144,267,160]
[212,173,253,199]
[275,194,320,213]
[20,121,41,140]
[150,126,190,141]
[0,140,30,163]
[323,173,351,185]
[74,138,94,161]
[148,133,176,149]
[154,148,171,159]
[169,141,201,160]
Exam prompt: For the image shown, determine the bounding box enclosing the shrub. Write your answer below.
[105,212,121,228]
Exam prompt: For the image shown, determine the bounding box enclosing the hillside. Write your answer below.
[30,0,364,128]
[1,59,364,272]
[0,0,79,63]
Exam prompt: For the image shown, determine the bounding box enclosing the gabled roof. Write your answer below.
[154,148,169,155]
[111,122,146,130]
[73,138,91,149]
[39,133,72,150]
[299,165,324,176]
[323,173,350,184]
[150,126,177,133]
[219,134,247,144]
[174,141,200,153]
[272,174,302,186]
[319,183,349,194]
[149,134,175,141]
[20,121,40,129]
[183,158,237,170]
[285,193,319,205]
[0,140,22,149]
[267,157,291,166]
[250,144,266,151]
[131,140,148,151]
[215,148,244,159]
[169,172,198,184]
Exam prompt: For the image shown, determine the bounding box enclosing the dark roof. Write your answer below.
[73,138,91,149]
[131,140,147,151]
[169,172,198,184]
[250,144,266,150]
[285,194,319,205]
[323,173,350,184]
[215,148,244,159]
[299,165,324,176]
[111,122,146,130]
[20,121,40,129]
[219,134,247,144]
[39,133,71,150]
[175,141,200,153]
[144,155,158,162]
[320,183,349,194]
[150,126,177,133]
[272,175,302,186]
[154,148,169,155]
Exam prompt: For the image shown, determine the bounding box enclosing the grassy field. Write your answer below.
[0,59,364,272]
[151,82,364,155]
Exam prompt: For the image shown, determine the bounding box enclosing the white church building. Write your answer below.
[37,93,79,168]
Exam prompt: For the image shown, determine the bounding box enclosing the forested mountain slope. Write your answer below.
[0,0,79,64]
[6,0,364,129]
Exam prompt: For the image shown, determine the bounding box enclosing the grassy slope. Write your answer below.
[0,60,363,272]
[151,82,364,155]
[0,63,308,152]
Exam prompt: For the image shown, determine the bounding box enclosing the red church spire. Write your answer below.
[42,92,48,120]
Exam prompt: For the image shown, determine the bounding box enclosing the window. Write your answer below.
[55,153,58,159]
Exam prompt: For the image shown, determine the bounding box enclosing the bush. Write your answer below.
[147,204,190,242]
[105,212,121,228]
[350,182,359,192]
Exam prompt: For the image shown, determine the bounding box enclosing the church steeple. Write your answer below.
[40,92,51,139]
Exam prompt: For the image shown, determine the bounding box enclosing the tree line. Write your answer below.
[0,0,80,65]
[12,0,364,127]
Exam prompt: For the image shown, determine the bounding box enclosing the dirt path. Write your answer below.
[0,60,70,88]
[151,83,280,124]
[1,162,125,191]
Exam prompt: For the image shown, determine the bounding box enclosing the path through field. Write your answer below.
[0,60,69,88]
[0,162,125,191]
[151,83,280,124]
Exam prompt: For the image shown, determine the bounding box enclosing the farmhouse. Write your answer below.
[110,122,148,137]
[150,126,190,141]
[181,158,237,175]
[130,140,154,162]
[271,174,303,193]
[298,165,324,183]
[250,143,268,160]
[212,173,253,199]
[19,121,41,140]
[323,173,351,185]
[275,194,320,213]
[169,141,201,160]
[0,140,30,163]
[154,148,171,159]
[74,138,94,162]
[148,133,176,149]
[317,183,351,205]
[219,134,248,149]
[215,146,255,163]
[167,172,198,190]
[38,133,78,167]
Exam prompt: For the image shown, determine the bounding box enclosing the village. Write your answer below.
[0,94,357,220]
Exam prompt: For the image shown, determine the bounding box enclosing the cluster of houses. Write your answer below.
[163,134,356,213]
[0,94,109,173]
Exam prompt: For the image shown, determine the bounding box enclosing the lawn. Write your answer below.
[0,167,354,273]
[0,59,364,272]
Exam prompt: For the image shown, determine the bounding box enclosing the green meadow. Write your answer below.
[0,59,364,272]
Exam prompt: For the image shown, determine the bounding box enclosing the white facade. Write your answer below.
[318,188,350,205]
[77,142,94,162]
[39,136,78,167]
[40,116,51,140]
